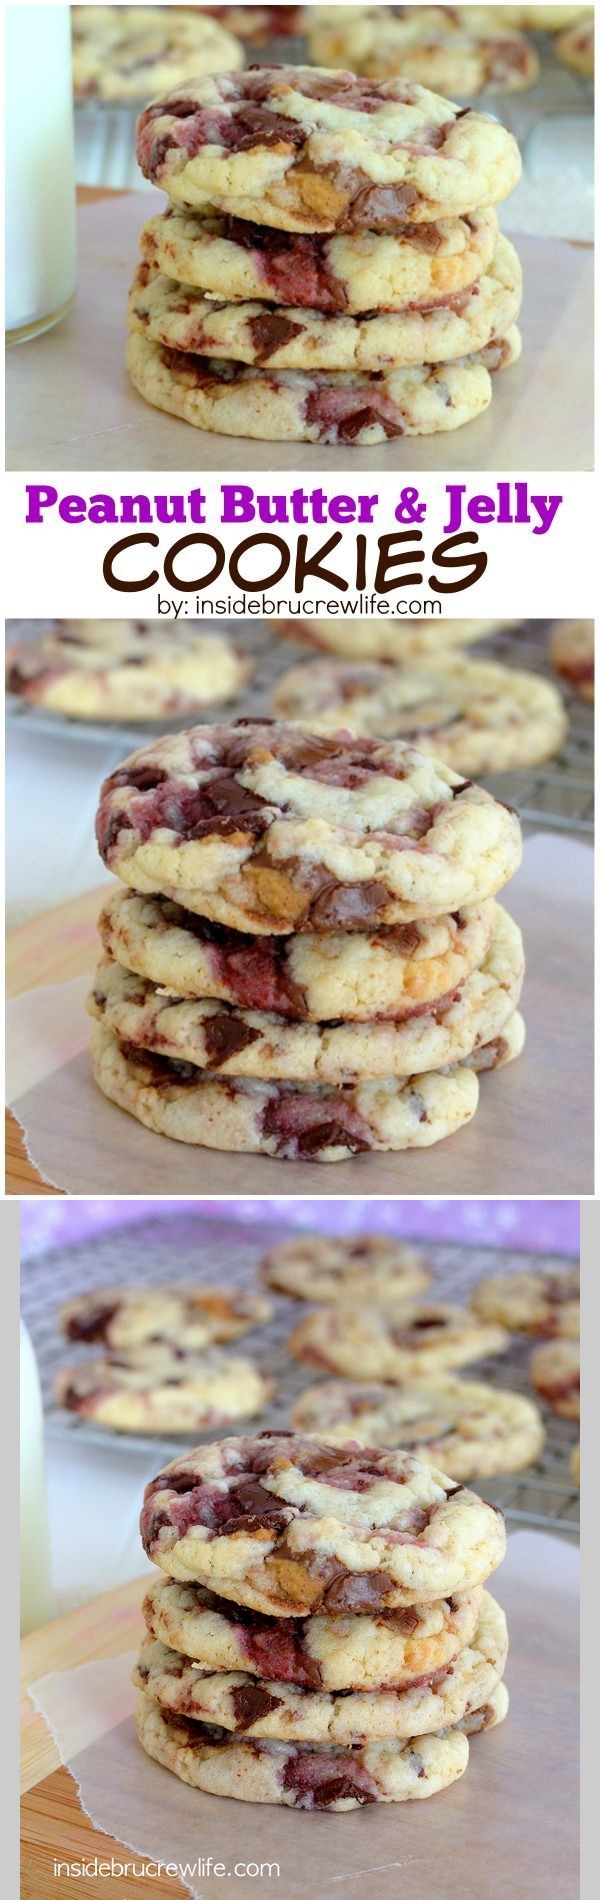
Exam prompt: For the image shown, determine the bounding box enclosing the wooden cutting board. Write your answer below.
[6,194,594,471]
[21,1576,187,1899]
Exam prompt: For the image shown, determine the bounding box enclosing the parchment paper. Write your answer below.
[5,196,593,472]
[6,834,594,1195]
[27,1531,579,1900]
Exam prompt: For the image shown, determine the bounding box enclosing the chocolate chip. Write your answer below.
[308,880,389,929]
[228,103,307,152]
[65,1302,119,1344]
[344,181,420,228]
[108,764,169,793]
[248,311,304,363]
[231,1682,283,1730]
[203,1013,262,1069]
[322,1570,394,1611]
[295,1121,371,1156]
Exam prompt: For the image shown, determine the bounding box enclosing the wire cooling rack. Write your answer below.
[21,1211,580,1539]
[6,617,594,836]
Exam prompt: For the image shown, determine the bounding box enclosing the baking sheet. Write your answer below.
[5,196,593,471]
[25,1530,579,1900]
[6,833,594,1195]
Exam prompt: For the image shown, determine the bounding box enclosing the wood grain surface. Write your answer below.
[21,1577,187,1898]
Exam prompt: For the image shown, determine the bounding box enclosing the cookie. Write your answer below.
[59,1285,272,1351]
[554,15,594,73]
[273,617,502,659]
[465,1005,524,1072]
[470,1268,580,1338]
[203,7,303,42]
[550,620,594,702]
[133,1589,507,1742]
[139,204,500,316]
[5,621,251,723]
[95,721,523,933]
[140,1430,506,1612]
[459,1678,508,1733]
[292,1375,544,1479]
[273,653,566,777]
[306,8,538,96]
[87,904,524,1080]
[260,1233,431,1305]
[98,887,497,1025]
[135,1691,470,1805]
[507,6,591,29]
[288,1304,509,1381]
[128,235,521,371]
[72,5,243,102]
[135,68,522,233]
[529,1339,580,1420]
[126,327,520,443]
[90,1021,481,1160]
[55,1344,275,1435]
[142,1572,483,1690]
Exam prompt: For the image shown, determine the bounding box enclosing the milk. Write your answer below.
[20,1322,55,1634]
[6,5,76,340]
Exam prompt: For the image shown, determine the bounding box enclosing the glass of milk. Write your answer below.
[20,1321,55,1634]
[6,5,76,342]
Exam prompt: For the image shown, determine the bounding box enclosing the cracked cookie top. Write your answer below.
[95,719,522,933]
[140,1429,506,1612]
[135,66,521,233]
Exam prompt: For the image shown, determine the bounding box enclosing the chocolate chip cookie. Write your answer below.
[94,721,523,933]
[142,1571,483,1689]
[59,1284,272,1352]
[133,1588,507,1741]
[471,1267,580,1338]
[260,1232,431,1305]
[139,203,500,315]
[140,1431,506,1612]
[126,326,520,442]
[292,1374,545,1478]
[273,652,566,776]
[90,1021,482,1159]
[128,233,521,371]
[135,67,521,233]
[87,903,524,1081]
[135,1691,470,1804]
[5,621,251,724]
[98,887,497,1025]
[288,1303,509,1380]
[55,1344,275,1435]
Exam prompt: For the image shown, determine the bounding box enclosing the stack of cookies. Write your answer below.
[134,1430,510,1808]
[89,718,526,1164]
[126,64,522,445]
[54,1283,275,1435]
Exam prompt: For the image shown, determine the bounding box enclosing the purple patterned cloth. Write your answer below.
[21,1199,579,1259]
